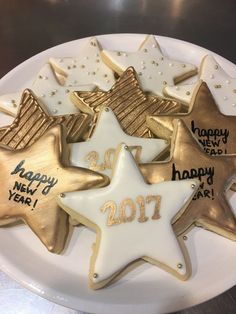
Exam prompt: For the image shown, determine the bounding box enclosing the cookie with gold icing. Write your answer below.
[58,143,198,289]
[0,89,92,150]
[0,125,109,253]
[101,35,197,97]
[71,67,183,138]
[140,119,236,240]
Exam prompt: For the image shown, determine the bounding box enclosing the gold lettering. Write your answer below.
[104,148,116,169]
[120,198,136,222]
[100,201,120,226]
[146,195,161,220]
[136,195,148,223]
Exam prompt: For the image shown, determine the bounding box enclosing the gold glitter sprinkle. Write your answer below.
[138,72,142,76]
[182,64,186,68]
[214,65,219,70]
[117,52,122,56]
[80,64,85,68]
[92,72,96,75]
[233,89,236,93]
[67,66,71,70]
[186,91,191,95]
[96,59,100,63]
[183,235,188,241]
[163,81,167,85]
[39,75,43,79]
[151,60,155,64]
[93,273,98,278]
[91,41,97,47]
[160,57,164,61]
[177,263,183,269]
[143,48,148,53]
[73,65,77,68]
[58,101,62,105]
[65,89,70,94]
[104,74,108,77]
[50,91,56,96]
[214,84,222,89]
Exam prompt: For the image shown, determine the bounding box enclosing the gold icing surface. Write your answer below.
[147,81,236,155]
[71,67,183,138]
[0,125,109,253]
[0,89,92,149]
[140,119,236,240]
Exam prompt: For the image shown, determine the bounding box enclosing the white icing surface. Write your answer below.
[0,92,22,116]
[49,37,116,91]
[165,55,236,115]
[164,83,197,105]
[59,144,198,284]
[0,64,95,116]
[32,64,95,115]
[69,108,168,176]
[102,35,196,97]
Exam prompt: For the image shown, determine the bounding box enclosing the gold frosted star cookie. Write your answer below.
[0,125,109,253]
[49,37,116,90]
[101,35,197,97]
[164,55,236,115]
[58,143,198,289]
[0,89,92,150]
[69,107,169,176]
[140,119,236,240]
[147,81,236,156]
[71,67,183,138]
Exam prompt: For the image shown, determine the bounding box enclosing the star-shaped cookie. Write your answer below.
[58,143,198,289]
[101,35,197,97]
[140,119,236,239]
[49,37,116,90]
[0,89,92,149]
[0,125,109,253]
[70,107,169,176]
[164,55,236,115]
[0,64,95,117]
[71,67,183,138]
[147,81,236,155]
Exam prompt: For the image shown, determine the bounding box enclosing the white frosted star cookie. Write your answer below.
[101,35,197,97]
[49,37,116,91]
[164,55,236,115]
[0,64,95,116]
[58,143,199,289]
[69,107,169,176]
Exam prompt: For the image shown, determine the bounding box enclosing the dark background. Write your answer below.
[0,0,236,313]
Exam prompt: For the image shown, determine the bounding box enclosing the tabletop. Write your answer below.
[0,0,236,313]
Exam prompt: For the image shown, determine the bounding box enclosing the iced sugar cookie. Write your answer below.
[140,119,236,240]
[0,64,95,117]
[101,35,197,97]
[49,37,115,91]
[147,81,236,156]
[164,55,236,115]
[72,67,182,138]
[58,143,198,289]
[0,89,92,149]
[70,107,169,176]
[0,125,109,253]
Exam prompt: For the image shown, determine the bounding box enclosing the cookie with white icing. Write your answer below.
[101,35,197,97]
[0,64,95,117]
[49,37,116,91]
[58,143,198,289]
[164,55,236,115]
[69,107,169,176]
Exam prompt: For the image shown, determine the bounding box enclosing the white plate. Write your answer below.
[0,34,236,314]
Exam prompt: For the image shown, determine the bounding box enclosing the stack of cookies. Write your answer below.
[0,35,235,290]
